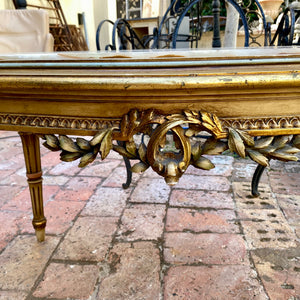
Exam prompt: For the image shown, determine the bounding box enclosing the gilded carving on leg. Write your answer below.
[42,109,300,186]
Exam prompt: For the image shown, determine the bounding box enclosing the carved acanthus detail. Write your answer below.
[42,109,300,185]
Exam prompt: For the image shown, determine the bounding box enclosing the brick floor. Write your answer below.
[164,232,249,265]
[165,208,239,233]
[98,242,161,300]
[164,265,268,299]
[33,263,99,299]
[53,216,119,261]
[0,131,299,300]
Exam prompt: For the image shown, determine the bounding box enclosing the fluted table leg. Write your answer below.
[19,132,46,242]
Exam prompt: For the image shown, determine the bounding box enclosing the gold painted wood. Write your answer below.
[19,132,46,242]
[0,47,299,241]
[42,109,300,186]
[0,48,299,136]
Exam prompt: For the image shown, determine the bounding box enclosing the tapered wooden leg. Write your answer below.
[19,132,46,242]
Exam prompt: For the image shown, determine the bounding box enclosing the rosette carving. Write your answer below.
[43,109,300,186]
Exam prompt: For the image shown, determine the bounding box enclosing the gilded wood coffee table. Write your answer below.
[0,48,299,242]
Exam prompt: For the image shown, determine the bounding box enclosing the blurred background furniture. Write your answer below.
[96,0,258,50]
[96,0,300,50]
[12,0,88,51]
[0,9,54,53]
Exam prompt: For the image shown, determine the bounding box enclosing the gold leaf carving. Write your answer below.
[279,145,300,154]
[60,151,82,162]
[45,135,59,149]
[59,135,81,153]
[76,138,91,151]
[201,137,228,155]
[113,145,136,159]
[90,129,108,146]
[191,141,202,161]
[246,149,269,167]
[100,130,113,160]
[254,136,274,149]
[293,135,300,147]
[185,127,199,137]
[43,141,60,152]
[235,129,255,147]
[178,161,187,172]
[226,129,300,167]
[212,114,223,134]
[228,128,246,158]
[201,112,224,138]
[221,116,300,131]
[41,109,300,187]
[146,118,191,185]
[273,136,291,149]
[78,151,97,168]
[1,113,299,133]
[126,140,137,156]
[268,151,298,162]
[193,157,215,170]
[184,110,197,120]
[131,162,149,173]
[138,143,147,163]
[258,145,277,154]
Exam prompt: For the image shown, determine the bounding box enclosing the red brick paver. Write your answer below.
[0,236,59,291]
[164,265,268,299]
[164,232,249,265]
[53,216,119,261]
[165,207,239,233]
[33,263,99,299]
[117,204,166,241]
[98,242,161,300]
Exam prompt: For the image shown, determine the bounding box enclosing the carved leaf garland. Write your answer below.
[227,130,300,167]
[138,142,147,164]
[100,129,113,160]
[228,128,246,158]
[193,156,215,170]
[113,144,136,159]
[76,138,91,151]
[59,135,81,153]
[79,146,99,168]
[254,136,274,149]
[44,129,113,168]
[42,110,300,185]
[45,135,59,150]
[247,149,269,167]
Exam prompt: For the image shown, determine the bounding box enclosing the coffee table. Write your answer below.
[0,48,299,241]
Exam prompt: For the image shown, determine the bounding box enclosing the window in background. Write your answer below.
[117,0,143,19]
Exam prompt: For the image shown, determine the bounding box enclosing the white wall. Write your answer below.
[60,0,96,50]
[93,0,116,50]
[60,0,116,51]
[0,0,15,9]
